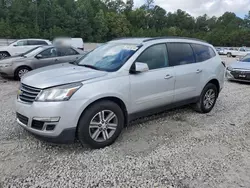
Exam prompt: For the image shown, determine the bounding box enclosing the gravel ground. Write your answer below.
[1,57,250,188]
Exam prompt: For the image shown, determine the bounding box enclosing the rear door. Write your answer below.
[167,43,202,102]
[56,47,82,63]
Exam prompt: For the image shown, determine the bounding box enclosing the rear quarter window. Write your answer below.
[191,44,216,62]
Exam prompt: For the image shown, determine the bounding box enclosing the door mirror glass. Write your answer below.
[132,62,149,73]
[36,54,43,59]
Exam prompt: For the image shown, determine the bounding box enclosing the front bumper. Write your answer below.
[0,65,14,77]
[16,99,87,143]
[226,70,250,83]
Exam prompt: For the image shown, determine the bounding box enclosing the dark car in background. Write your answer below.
[0,46,86,79]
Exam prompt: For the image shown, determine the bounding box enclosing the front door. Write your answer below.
[33,47,59,69]
[130,44,175,113]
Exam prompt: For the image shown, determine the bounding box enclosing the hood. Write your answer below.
[21,63,108,88]
[230,61,250,70]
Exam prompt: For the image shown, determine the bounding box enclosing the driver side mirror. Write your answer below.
[130,62,149,74]
[36,54,43,59]
[13,44,18,47]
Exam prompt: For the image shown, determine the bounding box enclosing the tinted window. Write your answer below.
[16,40,28,46]
[39,48,57,58]
[136,44,168,70]
[28,40,48,45]
[239,48,245,52]
[57,47,78,56]
[167,43,195,66]
[191,44,216,62]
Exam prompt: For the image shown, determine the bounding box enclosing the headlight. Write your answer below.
[36,82,82,102]
[227,66,233,71]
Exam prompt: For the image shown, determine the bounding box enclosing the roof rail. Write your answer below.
[111,37,149,41]
[143,36,208,43]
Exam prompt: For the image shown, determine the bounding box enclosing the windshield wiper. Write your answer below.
[79,64,101,70]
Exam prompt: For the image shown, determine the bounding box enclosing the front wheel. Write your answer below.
[193,83,218,113]
[77,100,124,149]
[227,53,232,57]
[14,66,31,80]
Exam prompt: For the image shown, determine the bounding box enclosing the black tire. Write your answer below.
[77,100,124,149]
[193,83,218,113]
[14,66,31,80]
[227,53,232,57]
[0,52,10,59]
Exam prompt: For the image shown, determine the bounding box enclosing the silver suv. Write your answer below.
[16,37,225,148]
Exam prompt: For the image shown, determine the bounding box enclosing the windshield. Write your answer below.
[76,43,140,72]
[240,54,250,62]
[21,46,41,56]
[23,47,47,57]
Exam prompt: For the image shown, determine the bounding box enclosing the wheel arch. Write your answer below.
[0,51,11,56]
[77,96,129,131]
[205,78,220,94]
[14,65,32,79]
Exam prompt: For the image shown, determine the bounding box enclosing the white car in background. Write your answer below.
[0,39,51,59]
[53,37,84,51]
[225,47,250,57]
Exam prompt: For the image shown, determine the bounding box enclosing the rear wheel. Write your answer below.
[77,100,124,149]
[14,66,31,80]
[0,52,10,59]
[227,53,232,57]
[193,83,218,113]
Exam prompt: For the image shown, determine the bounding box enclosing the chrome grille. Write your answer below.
[19,84,41,103]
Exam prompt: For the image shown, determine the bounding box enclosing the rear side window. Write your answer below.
[191,44,216,62]
[57,47,79,56]
[28,40,48,45]
[167,43,195,66]
[136,44,168,70]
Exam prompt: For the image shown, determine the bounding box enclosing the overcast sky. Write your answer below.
[134,0,250,17]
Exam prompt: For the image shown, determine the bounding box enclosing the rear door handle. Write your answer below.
[55,59,58,62]
[164,74,173,79]
[196,69,202,73]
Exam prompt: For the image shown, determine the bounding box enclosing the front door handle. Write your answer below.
[164,74,173,79]
[196,69,202,73]
[55,59,58,62]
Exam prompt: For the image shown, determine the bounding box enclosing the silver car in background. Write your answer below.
[226,54,250,82]
[0,46,85,79]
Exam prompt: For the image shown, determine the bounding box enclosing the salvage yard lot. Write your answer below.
[1,57,250,187]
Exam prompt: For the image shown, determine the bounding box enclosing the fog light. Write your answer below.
[46,124,56,131]
[33,117,60,122]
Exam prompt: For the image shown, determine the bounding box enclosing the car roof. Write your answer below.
[110,37,210,46]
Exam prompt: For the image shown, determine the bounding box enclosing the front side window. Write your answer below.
[16,40,28,46]
[191,44,215,62]
[38,47,57,58]
[136,44,168,70]
[167,43,195,66]
[76,43,140,72]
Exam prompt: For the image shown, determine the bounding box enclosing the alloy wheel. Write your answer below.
[203,89,216,109]
[89,110,118,142]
